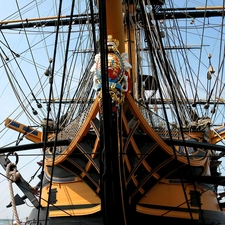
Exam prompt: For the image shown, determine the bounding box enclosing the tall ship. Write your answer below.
[0,0,225,224]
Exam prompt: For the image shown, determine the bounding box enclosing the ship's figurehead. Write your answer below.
[91,35,132,107]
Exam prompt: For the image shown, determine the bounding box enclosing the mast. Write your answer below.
[99,0,128,225]
[106,0,125,53]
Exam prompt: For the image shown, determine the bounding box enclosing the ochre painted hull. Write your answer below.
[25,92,224,224]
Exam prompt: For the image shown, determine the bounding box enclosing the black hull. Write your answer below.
[27,207,225,225]
[28,208,103,225]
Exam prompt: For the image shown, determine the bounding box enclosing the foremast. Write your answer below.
[98,1,128,224]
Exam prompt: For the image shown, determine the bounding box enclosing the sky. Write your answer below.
[0,0,224,222]
[0,0,91,221]
[0,0,69,221]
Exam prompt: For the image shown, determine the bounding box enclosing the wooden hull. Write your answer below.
[24,92,225,225]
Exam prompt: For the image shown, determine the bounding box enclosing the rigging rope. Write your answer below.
[6,163,21,225]
[140,1,204,221]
